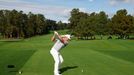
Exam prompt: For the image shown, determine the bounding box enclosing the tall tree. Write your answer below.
[35,14,47,34]
[57,21,68,30]
[0,9,53,38]
[46,19,57,30]
[110,9,134,39]
[95,11,108,35]
[69,8,81,33]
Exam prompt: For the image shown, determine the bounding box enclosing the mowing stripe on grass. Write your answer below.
[0,49,36,75]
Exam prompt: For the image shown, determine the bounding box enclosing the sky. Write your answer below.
[0,0,134,23]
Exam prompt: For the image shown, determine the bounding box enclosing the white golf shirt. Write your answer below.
[52,39,66,52]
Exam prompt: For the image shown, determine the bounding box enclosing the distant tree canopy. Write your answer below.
[109,9,134,39]
[0,9,67,38]
[0,9,134,39]
[69,8,134,39]
[46,20,68,30]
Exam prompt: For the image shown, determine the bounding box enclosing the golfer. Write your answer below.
[50,31,71,75]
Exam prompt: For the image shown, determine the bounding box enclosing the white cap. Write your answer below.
[62,34,71,39]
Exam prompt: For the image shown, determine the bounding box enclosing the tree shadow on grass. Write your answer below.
[0,39,24,47]
[0,49,36,75]
[59,66,78,74]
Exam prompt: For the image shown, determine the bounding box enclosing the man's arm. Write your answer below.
[51,33,56,42]
[54,31,64,43]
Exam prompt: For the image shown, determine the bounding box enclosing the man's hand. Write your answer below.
[54,31,64,43]
[54,31,58,35]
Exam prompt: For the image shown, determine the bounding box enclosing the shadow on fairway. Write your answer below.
[0,49,36,75]
[0,39,24,47]
[59,66,78,74]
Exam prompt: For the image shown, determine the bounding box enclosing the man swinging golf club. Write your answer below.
[50,31,71,75]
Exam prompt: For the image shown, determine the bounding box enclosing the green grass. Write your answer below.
[0,32,134,75]
[0,49,35,75]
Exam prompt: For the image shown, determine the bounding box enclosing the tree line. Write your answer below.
[0,9,67,38]
[0,9,134,39]
[69,8,134,39]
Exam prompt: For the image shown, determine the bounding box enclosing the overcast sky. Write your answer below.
[0,0,134,23]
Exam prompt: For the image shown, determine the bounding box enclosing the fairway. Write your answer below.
[0,34,134,75]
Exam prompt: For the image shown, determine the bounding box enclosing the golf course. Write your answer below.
[0,31,134,75]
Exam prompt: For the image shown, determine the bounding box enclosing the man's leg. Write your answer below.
[50,49,61,75]
[59,54,64,74]
[59,54,64,64]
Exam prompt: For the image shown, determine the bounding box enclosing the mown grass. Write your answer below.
[0,49,35,75]
[0,32,134,75]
